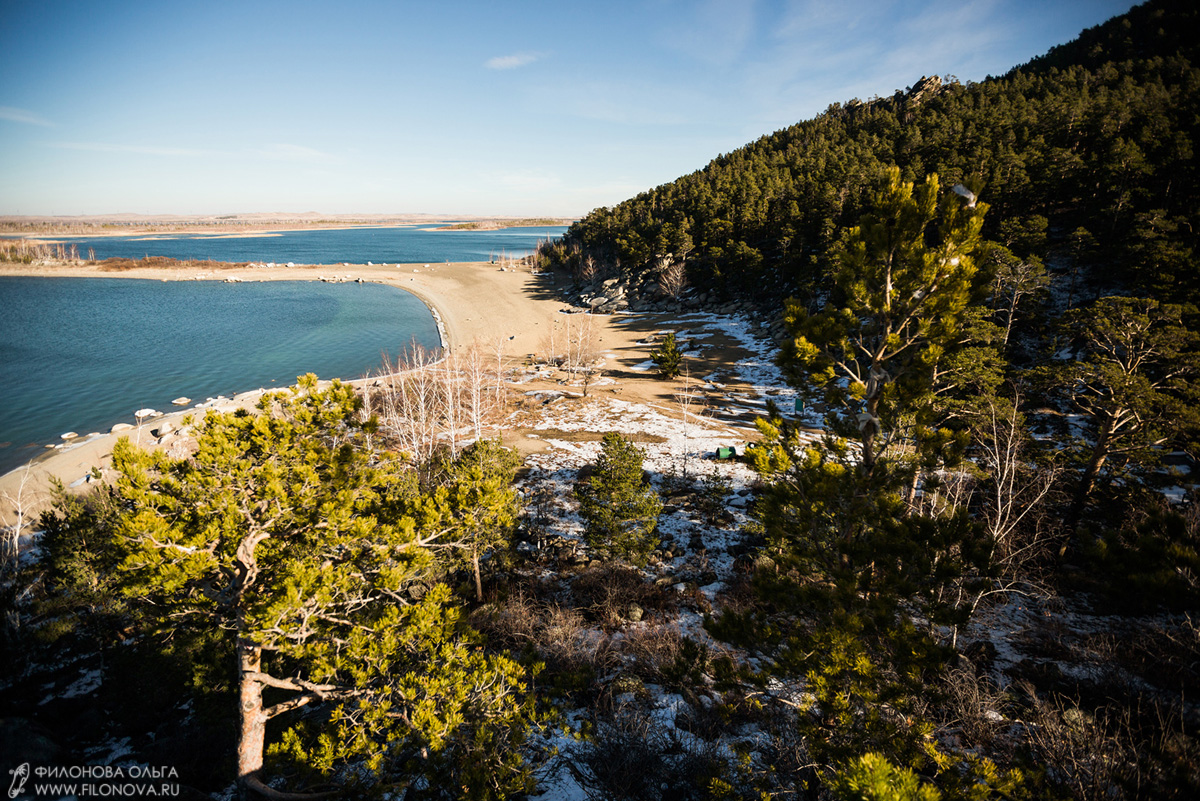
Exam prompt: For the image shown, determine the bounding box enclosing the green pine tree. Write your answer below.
[417,439,522,602]
[576,432,663,566]
[1043,296,1200,532]
[651,331,685,379]
[42,375,539,798]
[779,168,988,477]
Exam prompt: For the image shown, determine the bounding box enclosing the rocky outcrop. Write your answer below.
[557,268,793,344]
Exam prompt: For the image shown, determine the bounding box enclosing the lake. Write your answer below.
[0,277,442,476]
[0,224,566,476]
[46,224,569,265]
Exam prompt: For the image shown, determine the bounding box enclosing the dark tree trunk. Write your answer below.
[1065,418,1114,536]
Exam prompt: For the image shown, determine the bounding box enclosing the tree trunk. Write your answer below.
[1065,419,1114,536]
[860,388,881,477]
[473,548,483,603]
[238,640,267,790]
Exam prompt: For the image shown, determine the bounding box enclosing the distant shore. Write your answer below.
[0,213,576,239]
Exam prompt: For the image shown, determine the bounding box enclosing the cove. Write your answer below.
[0,277,440,475]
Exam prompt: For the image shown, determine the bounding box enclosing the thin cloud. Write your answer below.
[559,80,702,126]
[663,0,758,67]
[50,142,217,157]
[485,52,542,70]
[255,143,338,163]
[48,141,337,164]
[0,106,54,126]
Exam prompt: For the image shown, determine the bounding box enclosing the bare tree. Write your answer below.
[973,393,1061,576]
[564,312,597,372]
[463,342,488,441]
[561,313,603,396]
[1,466,36,575]
[581,255,599,284]
[491,335,509,430]
[370,344,445,467]
[673,367,708,479]
[656,254,687,300]
[1,466,38,638]
[366,339,516,469]
[440,347,467,456]
[930,391,1061,647]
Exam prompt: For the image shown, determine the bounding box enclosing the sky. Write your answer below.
[0,0,1138,218]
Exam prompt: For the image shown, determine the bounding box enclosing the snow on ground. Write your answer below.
[612,311,798,398]
[509,311,816,593]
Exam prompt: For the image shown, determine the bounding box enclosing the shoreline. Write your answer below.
[0,259,764,532]
[0,217,575,240]
[0,259,580,523]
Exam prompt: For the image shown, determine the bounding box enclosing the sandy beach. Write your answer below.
[0,259,764,528]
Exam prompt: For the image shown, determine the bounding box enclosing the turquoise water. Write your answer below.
[0,277,440,475]
[46,225,568,265]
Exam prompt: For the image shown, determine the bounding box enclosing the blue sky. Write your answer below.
[0,0,1137,217]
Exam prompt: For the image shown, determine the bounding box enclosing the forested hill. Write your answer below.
[541,0,1199,308]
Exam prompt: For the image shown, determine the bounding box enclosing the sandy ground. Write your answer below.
[0,260,764,528]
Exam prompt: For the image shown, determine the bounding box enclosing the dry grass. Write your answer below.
[571,564,678,628]
[96,256,249,271]
[0,240,85,263]
[471,590,620,677]
[619,623,687,682]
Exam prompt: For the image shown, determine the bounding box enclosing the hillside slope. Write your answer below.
[541,0,1198,309]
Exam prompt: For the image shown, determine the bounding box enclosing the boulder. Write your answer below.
[166,437,199,460]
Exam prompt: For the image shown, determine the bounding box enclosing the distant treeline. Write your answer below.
[439,218,574,231]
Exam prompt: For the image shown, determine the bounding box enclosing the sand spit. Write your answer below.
[0,258,770,532]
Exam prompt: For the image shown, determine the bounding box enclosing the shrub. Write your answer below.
[650,332,685,379]
[566,706,758,801]
[575,433,663,566]
[571,564,676,625]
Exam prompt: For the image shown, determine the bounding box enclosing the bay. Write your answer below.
[47,224,568,265]
[0,277,441,476]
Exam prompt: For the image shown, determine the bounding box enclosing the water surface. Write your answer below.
[0,277,440,475]
[47,225,568,265]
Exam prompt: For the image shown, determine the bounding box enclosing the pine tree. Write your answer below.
[47,376,538,798]
[650,331,685,379]
[576,433,663,566]
[779,168,987,477]
[417,439,522,602]
[1043,297,1200,532]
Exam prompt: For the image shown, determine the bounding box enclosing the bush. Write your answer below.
[650,332,684,378]
[571,564,676,626]
[566,706,758,801]
[575,433,663,566]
